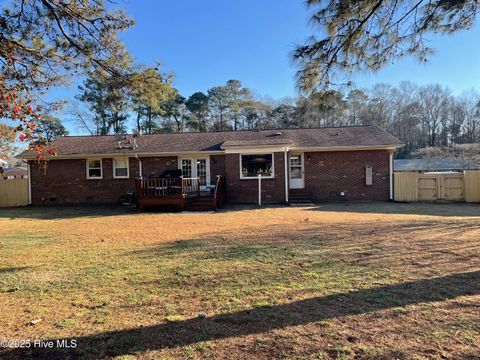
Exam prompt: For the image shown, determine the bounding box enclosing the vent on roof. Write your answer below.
[330,132,340,136]
[116,134,138,150]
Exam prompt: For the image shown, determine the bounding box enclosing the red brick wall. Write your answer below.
[141,156,178,178]
[29,155,226,205]
[225,152,286,204]
[304,150,391,201]
[29,150,391,205]
[29,158,140,205]
[210,155,226,179]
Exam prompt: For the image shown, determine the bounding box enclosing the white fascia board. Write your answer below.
[224,146,289,154]
[18,150,225,160]
[18,144,402,159]
[291,145,398,152]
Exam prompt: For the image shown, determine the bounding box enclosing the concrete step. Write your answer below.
[289,189,312,201]
[289,201,315,206]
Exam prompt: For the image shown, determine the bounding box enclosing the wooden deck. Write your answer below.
[135,176,225,211]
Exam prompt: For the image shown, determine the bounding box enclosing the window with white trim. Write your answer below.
[113,157,129,179]
[86,159,102,179]
[240,154,274,179]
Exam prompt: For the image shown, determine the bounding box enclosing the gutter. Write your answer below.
[135,153,143,178]
[16,150,225,160]
[15,144,405,160]
[284,148,289,204]
[389,152,394,200]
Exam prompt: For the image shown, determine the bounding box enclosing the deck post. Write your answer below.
[180,176,184,196]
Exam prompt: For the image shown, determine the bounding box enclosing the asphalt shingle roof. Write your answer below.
[19,125,403,158]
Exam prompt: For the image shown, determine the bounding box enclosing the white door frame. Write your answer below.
[179,156,211,189]
[289,152,305,189]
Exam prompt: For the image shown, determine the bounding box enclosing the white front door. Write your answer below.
[180,157,210,190]
[289,153,304,189]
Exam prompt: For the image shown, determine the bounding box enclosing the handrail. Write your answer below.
[213,175,225,210]
[135,177,201,199]
[135,177,182,198]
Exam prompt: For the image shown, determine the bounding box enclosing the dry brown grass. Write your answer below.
[0,202,479,359]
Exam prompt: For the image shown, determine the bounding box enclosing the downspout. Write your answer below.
[284,147,289,204]
[135,154,143,178]
[389,151,393,200]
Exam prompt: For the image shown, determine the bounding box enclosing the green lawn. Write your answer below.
[0,203,479,359]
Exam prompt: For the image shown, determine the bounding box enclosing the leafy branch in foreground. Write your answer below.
[0,0,134,160]
[293,0,479,92]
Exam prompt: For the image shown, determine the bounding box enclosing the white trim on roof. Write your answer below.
[17,144,403,160]
[18,150,225,160]
[290,145,400,152]
[225,146,290,154]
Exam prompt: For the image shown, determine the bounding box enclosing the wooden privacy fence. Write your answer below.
[464,170,480,202]
[0,179,29,207]
[394,170,480,203]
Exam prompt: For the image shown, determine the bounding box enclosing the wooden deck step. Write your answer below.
[185,196,215,211]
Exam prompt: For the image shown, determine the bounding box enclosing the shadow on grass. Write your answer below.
[2,270,478,360]
[2,202,478,220]
[305,201,480,217]
[0,205,140,220]
[0,266,30,274]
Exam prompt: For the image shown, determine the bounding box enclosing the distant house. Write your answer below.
[18,125,403,209]
[395,158,480,172]
[0,167,28,180]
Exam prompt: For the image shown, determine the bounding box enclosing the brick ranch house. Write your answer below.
[19,125,403,210]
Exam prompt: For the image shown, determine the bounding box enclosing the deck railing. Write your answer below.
[136,178,182,198]
[182,177,201,197]
[135,175,226,210]
[135,177,202,199]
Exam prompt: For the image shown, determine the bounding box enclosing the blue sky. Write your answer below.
[53,0,480,134]
[117,0,480,99]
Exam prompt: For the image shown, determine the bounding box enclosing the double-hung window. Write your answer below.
[87,159,102,179]
[113,157,129,179]
[240,154,274,179]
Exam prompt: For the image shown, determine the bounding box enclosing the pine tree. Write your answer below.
[293,0,479,92]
